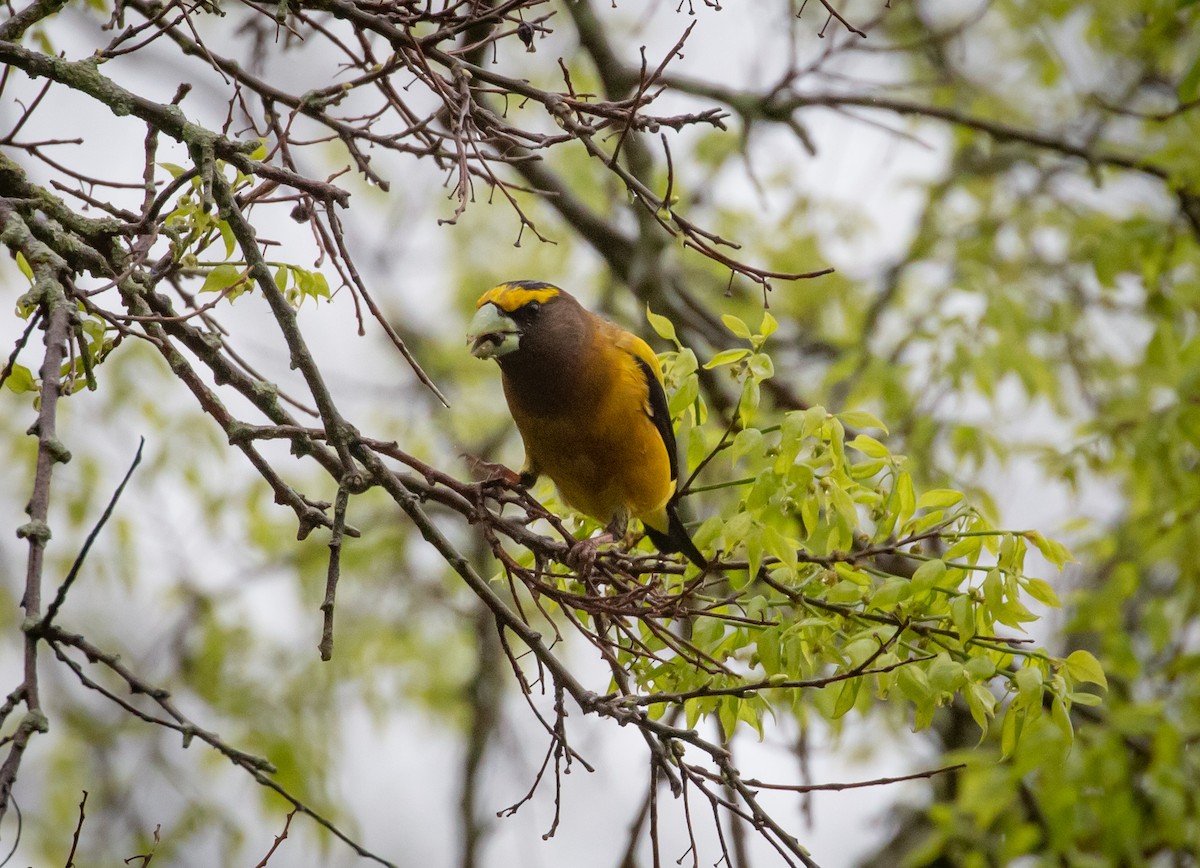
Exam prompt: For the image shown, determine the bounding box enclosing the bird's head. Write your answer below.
[467,280,568,361]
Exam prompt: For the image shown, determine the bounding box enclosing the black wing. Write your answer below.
[632,357,707,567]
[633,356,679,485]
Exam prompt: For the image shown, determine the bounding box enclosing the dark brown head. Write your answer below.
[466,280,594,411]
[467,281,590,364]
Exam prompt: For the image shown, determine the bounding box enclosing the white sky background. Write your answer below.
[0,0,1115,864]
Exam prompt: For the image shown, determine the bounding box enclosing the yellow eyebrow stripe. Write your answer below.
[476,282,561,312]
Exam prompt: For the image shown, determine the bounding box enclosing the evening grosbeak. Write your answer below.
[467,280,707,568]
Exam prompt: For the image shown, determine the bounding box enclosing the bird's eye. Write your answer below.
[525,301,541,315]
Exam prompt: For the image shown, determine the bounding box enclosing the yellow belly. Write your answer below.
[508,363,674,527]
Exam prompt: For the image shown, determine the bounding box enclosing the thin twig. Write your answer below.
[64,790,87,868]
[253,809,297,868]
[41,437,145,630]
[318,483,351,661]
[0,312,40,392]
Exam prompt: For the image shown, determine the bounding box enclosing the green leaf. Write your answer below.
[827,580,865,603]
[911,559,946,594]
[870,578,912,610]
[799,494,818,540]
[1000,705,1020,758]
[994,596,1037,627]
[964,681,997,733]
[832,677,861,719]
[158,162,188,179]
[801,406,826,439]
[1024,531,1074,568]
[896,471,916,526]
[950,594,976,641]
[738,696,765,738]
[1050,694,1073,744]
[3,364,36,393]
[704,348,750,369]
[838,409,888,433]
[760,310,778,338]
[911,509,946,533]
[739,378,761,423]
[927,655,965,693]
[755,628,781,674]
[747,353,774,381]
[200,264,243,294]
[779,410,805,451]
[668,371,700,417]
[982,568,1003,612]
[834,563,871,586]
[1022,577,1061,607]
[1064,649,1107,689]
[15,252,33,281]
[718,697,739,738]
[730,428,763,464]
[219,220,236,258]
[761,525,798,572]
[721,314,751,339]
[850,458,887,480]
[917,489,964,510]
[745,528,762,581]
[311,271,331,298]
[80,317,105,342]
[896,663,931,704]
[825,416,846,470]
[1015,664,1043,703]
[827,481,858,529]
[673,347,698,378]
[848,434,889,459]
[944,534,983,562]
[963,655,995,680]
[295,267,315,301]
[646,307,677,343]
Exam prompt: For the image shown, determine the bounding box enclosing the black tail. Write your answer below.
[645,500,707,568]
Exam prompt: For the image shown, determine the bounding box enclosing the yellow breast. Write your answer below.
[505,326,674,529]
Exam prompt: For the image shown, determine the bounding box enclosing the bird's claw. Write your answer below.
[566,533,614,574]
[462,454,522,488]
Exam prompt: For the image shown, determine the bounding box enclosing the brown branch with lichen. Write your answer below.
[0,198,71,821]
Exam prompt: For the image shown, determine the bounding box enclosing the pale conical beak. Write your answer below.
[467,303,521,359]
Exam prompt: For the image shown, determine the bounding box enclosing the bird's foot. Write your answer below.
[566,532,615,574]
[462,454,522,488]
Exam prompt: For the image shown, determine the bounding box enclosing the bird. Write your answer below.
[467,279,707,568]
